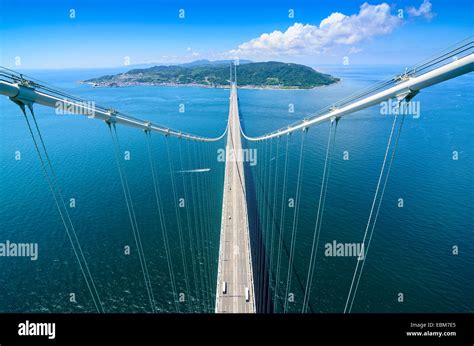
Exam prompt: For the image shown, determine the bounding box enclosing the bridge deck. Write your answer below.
[215,84,255,313]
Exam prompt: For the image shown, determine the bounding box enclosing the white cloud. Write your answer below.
[348,47,363,54]
[229,2,401,59]
[407,0,435,20]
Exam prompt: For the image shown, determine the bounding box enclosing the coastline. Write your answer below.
[79,80,341,91]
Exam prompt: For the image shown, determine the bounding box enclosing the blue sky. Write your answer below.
[0,0,472,69]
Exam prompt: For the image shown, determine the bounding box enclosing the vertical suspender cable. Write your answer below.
[263,138,274,313]
[209,141,220,303]
[260,139,268,312]
[20,105,103,313]
[203,142,216,303]
[197,141,212,310]
[258,140,268,311]
[198,143,214,311]
[165,135,191,312]
[268,136,281,312]
[178,138,199,311]
[109,123,156,312]
[347,112,406,313]
[251,140,257,307]
[194,142,211,310]
[274,134,290,312]
[344,109,403,313]
[145,131,179,312]
[186,139,206,310]
[284,129,308,313]
[255,139,263,312]
[302,119,339,313]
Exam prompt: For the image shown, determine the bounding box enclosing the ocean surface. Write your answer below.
[0,65,472,313]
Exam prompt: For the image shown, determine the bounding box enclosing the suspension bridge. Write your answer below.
[0,38,472,313]
[215,82,256,313]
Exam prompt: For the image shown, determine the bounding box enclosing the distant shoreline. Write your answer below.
[79,80,340,90]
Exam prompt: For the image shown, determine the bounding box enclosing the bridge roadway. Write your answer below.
[215,84,256,313]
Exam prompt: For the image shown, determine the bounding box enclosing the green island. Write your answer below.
[83,60,339,89]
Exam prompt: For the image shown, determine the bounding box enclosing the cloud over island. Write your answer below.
[224,1,434,61]
[228,2,402,59]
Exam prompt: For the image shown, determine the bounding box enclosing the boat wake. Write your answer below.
[177,168,211,173]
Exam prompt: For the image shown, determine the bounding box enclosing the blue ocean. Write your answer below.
[0,65,472,313]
